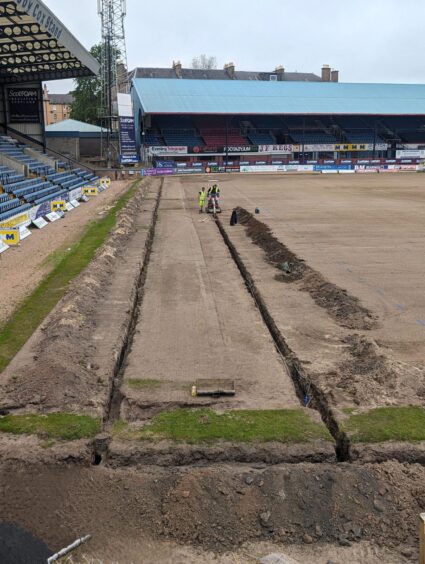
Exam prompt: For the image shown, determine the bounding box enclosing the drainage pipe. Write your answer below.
[47,535,91,563]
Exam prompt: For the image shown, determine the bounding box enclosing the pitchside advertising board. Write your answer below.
[0,228,19,246]
[117,94,138,164]
[8,87,40,123]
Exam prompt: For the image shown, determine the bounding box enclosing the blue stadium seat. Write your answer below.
[0,203,31,223]
[33,189,68,205]
[0,198,20,214]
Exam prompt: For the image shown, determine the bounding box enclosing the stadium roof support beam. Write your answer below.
[0,0,99,83]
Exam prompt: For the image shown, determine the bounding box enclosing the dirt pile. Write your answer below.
[0,461,421,560]
[236,208,376,331]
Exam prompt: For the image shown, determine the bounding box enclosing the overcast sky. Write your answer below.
[45,0,425,93]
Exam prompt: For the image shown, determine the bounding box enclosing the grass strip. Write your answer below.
[342,406,425,443]
[113,408,332,444]
[0,179,141,373]
[0,413,100,440]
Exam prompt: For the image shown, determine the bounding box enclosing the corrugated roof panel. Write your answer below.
[132,78,425,115]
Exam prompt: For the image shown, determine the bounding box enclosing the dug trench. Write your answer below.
[214,217,350,463]
[218,205,425,464]
[102,176,336,465]
[0,177,424,561]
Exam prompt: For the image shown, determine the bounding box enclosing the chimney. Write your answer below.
[224,62,235,79]
[331,70,339,83]
[321,64,331,82]
[274,65,285,81]
[172,60,182,78]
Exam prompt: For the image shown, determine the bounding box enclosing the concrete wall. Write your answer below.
[80,137,102,158]
[47,137,80,160]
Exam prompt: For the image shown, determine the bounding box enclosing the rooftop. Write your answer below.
[132,78,425,116]
[48,93,74,105]
[132,67,322,82]
[45,119,107,135]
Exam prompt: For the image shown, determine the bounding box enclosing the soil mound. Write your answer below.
[236,208,376,331]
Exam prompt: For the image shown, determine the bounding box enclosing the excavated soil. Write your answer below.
[0,460,421,562]
[236,207,376,331]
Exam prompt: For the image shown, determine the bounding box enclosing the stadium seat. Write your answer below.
[33,189,68,206]
[0,197,20,214]
[0,203,31,223]
[24,185,62,203]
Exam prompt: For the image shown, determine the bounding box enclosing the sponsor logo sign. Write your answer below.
[223,146,258,153]
[258,144,295,154]
[142,168,175,177]
[334,143,388,152]
[149,146,188,155]
[46,211,61,222]
[0,228,19,245]
[8,86,40,123]
[100,177,111,187]
[83,186,98,196]
[0,211,30,228]
[119,116,139,164]
[50,200,66,212]
[396,149,425,159]
[303,144,335,152]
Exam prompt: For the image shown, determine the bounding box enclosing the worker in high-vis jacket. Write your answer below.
[198,187,206,213]
[208,184,220,199]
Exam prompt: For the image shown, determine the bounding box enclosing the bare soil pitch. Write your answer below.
[1,173,425,562]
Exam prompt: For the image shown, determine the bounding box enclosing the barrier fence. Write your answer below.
[141,159,421,177]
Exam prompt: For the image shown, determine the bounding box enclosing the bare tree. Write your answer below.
[191,54,217,70]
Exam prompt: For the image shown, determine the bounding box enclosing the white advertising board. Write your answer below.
[33,217,48,229]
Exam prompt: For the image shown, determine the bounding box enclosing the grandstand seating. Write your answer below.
[162,130,204,147]
[145,131,163,146]
[201,128,247,147]
[0,137,51,175]
[34,189,68,206]
[24,185,62,203]
[251,116,285,129]
[0,132,103,229]
[0,203,31,223]
[344,130,385,144]
[290,132,337,144]
[247,131,276,145]
[3,178,44,194]
[0,197,20,214]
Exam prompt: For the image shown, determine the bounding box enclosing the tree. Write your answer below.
[191,54,217,70]
[70,44,102,125]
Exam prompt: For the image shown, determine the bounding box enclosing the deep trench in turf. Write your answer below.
[102,178,164,427]
[95,180,349,464]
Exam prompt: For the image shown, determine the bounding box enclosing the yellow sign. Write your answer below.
[50,200,66,212]
[0,228,20,246]
[335,144,370,152]
[83,186,98,196]
[100,177,111,187]
[0,212,29,229]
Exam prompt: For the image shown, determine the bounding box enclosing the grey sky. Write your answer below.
[45,0,425,93]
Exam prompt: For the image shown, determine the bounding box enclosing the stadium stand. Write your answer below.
[162,130,204,147]
[247,131,276,145]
